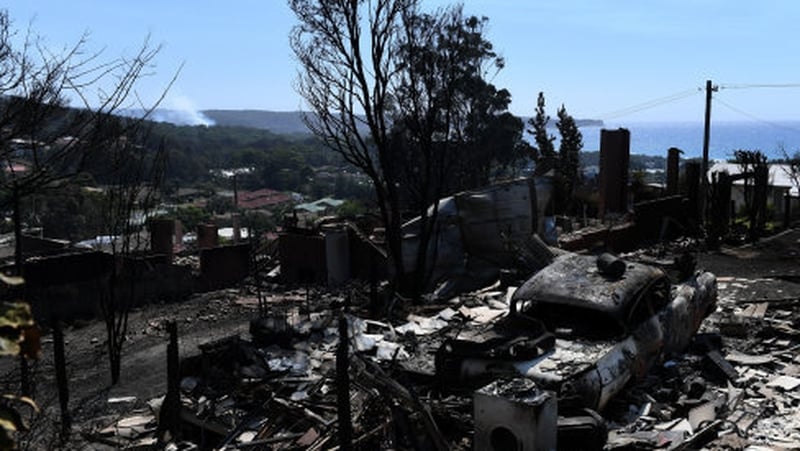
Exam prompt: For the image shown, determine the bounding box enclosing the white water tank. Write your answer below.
[323,224,350,287]
[474,379,557,451]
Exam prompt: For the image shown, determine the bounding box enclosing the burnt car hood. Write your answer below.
[513,338,617,381]
[511,253,671,339]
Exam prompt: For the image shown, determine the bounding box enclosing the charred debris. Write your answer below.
[14,130,800,450]
[85,228,800,451]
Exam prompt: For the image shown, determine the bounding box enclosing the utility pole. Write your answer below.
[701,79,719,224]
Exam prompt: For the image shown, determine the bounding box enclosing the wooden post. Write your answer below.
[701,80,718,225]
[53,319,71,441]
[708,172,731,248]
[369,252,379,315]
[336,313,352,450]
[685,162,702,227]
[720,173,732,237]
[159,321,181,442]
[784,192,792,229]
[753,165,769,240]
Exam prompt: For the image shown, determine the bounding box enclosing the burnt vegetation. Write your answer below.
[0,1,797,450]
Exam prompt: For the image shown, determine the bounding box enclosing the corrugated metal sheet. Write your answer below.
[400,177,552,291]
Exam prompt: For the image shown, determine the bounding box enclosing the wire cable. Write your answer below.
[597,88,700,120]
[714,97,800,136]
[591,82,800,122]
[720,83,800,90]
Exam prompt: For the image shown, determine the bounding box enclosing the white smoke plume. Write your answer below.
[149,95,215,126]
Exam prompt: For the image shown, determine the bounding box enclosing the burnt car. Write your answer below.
[435,252,717,411]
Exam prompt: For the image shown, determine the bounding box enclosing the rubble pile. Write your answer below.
[79,285,514,449]
[82,254,800,450]
[598,267,800,450]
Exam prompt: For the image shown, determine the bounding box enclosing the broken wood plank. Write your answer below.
[352,357,449,451]
[272,397,335,427]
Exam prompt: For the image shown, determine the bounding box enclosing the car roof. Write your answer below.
[512,253,670,337]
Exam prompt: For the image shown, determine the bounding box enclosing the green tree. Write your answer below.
[174,205,209,232]
[35,182,105,241]
[205,195,234,215]
[336,200,367,219]
[526,94,584,214]
[404,11,524,191]
[388,8,518,204]
[528,92,556,170]
[556,103,583,213]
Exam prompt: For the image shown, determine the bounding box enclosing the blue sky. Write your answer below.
[5,1,800,123]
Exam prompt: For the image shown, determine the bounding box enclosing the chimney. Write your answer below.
[598,128,630,218]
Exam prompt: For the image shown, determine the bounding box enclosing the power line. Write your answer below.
[714,96,800,135]
[720,83,800,90]
[593,82,800,122]
[598,88,700,120]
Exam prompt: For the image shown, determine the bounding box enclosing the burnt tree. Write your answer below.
[98,135,166,384]
[0,11,171,276]
[733,150,768,242]
[290,0,521,297]
[0,10,172,392]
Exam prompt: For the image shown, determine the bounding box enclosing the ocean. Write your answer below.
[572,121,800,161]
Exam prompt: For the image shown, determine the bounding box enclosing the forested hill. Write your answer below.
[200,109,602,134]
[202,110,312,135]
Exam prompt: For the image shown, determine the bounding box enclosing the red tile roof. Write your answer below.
[236,189,292,209]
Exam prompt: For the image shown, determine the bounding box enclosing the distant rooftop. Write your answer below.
[709,161,800,195]
[294,197,344,214]
[236,189,292,209]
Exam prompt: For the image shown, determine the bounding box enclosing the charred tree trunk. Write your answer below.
[685,162,702,233]
[102,268,128,386]
[12,184,22,277]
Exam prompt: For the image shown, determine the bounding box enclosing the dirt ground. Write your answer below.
[1,287,261,450]
[4,228,800,450]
